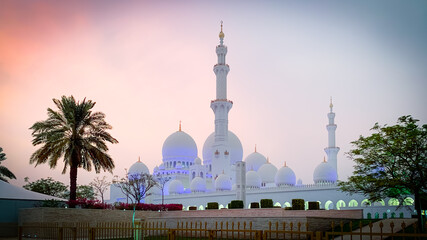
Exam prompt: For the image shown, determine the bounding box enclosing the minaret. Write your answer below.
[324,98,340,173]
[211,21,233,180]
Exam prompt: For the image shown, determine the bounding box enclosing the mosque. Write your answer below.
[110,24,415,218]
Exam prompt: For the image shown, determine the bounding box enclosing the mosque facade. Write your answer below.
[109,24,415,218]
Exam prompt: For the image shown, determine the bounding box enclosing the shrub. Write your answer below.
[189,206,197,210]
[260,199,273,208]
[113,203,183,211]
[35,199,66,208]
[250,202,260,209]
[229,200,244,209]
[308,201,320,210]
[284,207,293,210]
[67,198,112,209]
[292,199,305,210]
[207,202,219,209]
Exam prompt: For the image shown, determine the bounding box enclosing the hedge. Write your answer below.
[308,201,320,210]
[189,206,197,210]
[260,199,273,208]
[114,203,183,211]
[207,202,219,209]
[292,199,305,210]
[229,200,244,209]
[250,202,260,209]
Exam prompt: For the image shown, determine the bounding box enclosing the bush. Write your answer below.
[207,202,219,209]
[35,199,66,208]
[292,199,305,210]
[67,198,112,209]
[189,206,197,210]
[229,200,244,209]
[260,199,273,208]
[284,207,293,210]
[250,202,260,209]
[308,201,320,210]
[113,203,183,211]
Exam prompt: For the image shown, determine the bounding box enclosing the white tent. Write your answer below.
[0,180,66,201]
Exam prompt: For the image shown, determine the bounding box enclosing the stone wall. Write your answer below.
[19,208,362,232]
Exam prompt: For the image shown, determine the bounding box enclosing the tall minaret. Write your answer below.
[210,21,233,180]
[324,98,340,173]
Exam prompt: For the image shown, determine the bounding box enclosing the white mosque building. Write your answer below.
[110,24,415,218]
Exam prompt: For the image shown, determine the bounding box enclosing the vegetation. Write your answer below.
[75,185,96,200]
[338,116,427,231]
[0,147,16,182]
[35,199,66,208]
[292,199,305,210]
[229,200,244,209]
[90,176,111,203]
[250,202,260,208]
[155,177,170,206]
[189,206,197,210]
[29,96,118,205]
[67,197,112,209]
[207,202,219,209]
[260,199,273,208]
[114,203,182,211]
[23,177,68,198]
[308,201,320,210]
[113,173,157,204]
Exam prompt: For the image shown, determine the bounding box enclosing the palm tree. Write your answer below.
[30,96,118,204]
[0,147,16,182]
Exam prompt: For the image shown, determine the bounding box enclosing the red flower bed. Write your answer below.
[66,198,113,209]
[114,202,183,211]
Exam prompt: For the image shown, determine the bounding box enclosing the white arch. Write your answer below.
[198,205,204,210]
[274,202,281,207]
[361,199,371,206]
[283,202,291,207]
[403,197,414,206]
[388,198,399,206]
[349,199,358,207]
[336,200,346,210]
[325,200,334,210]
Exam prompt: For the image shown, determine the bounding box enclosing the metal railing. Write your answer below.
[19,220,427,240]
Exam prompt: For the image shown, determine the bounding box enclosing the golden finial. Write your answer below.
[179,121,181,131]
[255,144,257,153]
[138,156,141,162]
[219,20,225,39]
[284,161,287,167]
[323,156,327,163]
[329,97,333,110]
[267,157,270,163]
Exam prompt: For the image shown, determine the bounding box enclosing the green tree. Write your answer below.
[0,147,16,182]
[23,177,68,198]
[29,96,118,205]
[76,185,96,200]
[339,115,426,231]
[90,176,110,203]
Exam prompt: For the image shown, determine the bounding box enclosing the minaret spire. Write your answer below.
[210,21,233,182]
[324,99,340,174]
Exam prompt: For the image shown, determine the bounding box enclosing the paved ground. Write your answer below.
[334,218,418,240]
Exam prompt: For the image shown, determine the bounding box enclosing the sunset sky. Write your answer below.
[1,0,426,199]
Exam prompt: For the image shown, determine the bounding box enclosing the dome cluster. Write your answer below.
[313,161,337,184]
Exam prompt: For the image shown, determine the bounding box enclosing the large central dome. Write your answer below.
[202,131,243,165]
[162,131,198,161]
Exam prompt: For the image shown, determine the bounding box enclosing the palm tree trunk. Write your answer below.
[69,165,78,207]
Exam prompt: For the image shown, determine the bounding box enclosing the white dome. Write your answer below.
[246,170,261,188]
[190,176,206,192]
[154,166,159,172]
[128,160,150,178]
[203,131,243,165]
[257,162,278,184]
[244,152,267,172]
[162,131,197,161]
[168,179,184,194]
[215,173,232,191]
[313,161,337,184]
[275,165,296,186]
[194,157,202,165]
[159,163,165,170]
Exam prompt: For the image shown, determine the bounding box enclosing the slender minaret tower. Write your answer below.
[211,22,233,180]
[324,98,340,173]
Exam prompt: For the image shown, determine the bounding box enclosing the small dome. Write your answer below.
[203,131,243,166]
[244,152,267,172]
[190,177,206,192]
[128,160,150,178]
[154,166,159,172]
[297,179,303,185]
[162,131,198,161]
[168,179,184,194]
[257,162,278,184]
[215,173,232,191]
[313,161,337,184]
[275,165,296,186]
[246,170,261,188]
[194,157,202,165]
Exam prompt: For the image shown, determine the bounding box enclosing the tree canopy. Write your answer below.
[29,96,118,204]
[23,177,68,198]
[0,147,16,183]
[339,115,426,231]
[113,173,157,204]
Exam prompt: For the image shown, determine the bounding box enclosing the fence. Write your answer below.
[19,220,427,240]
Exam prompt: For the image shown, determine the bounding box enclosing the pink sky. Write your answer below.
[1,1,426,199]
